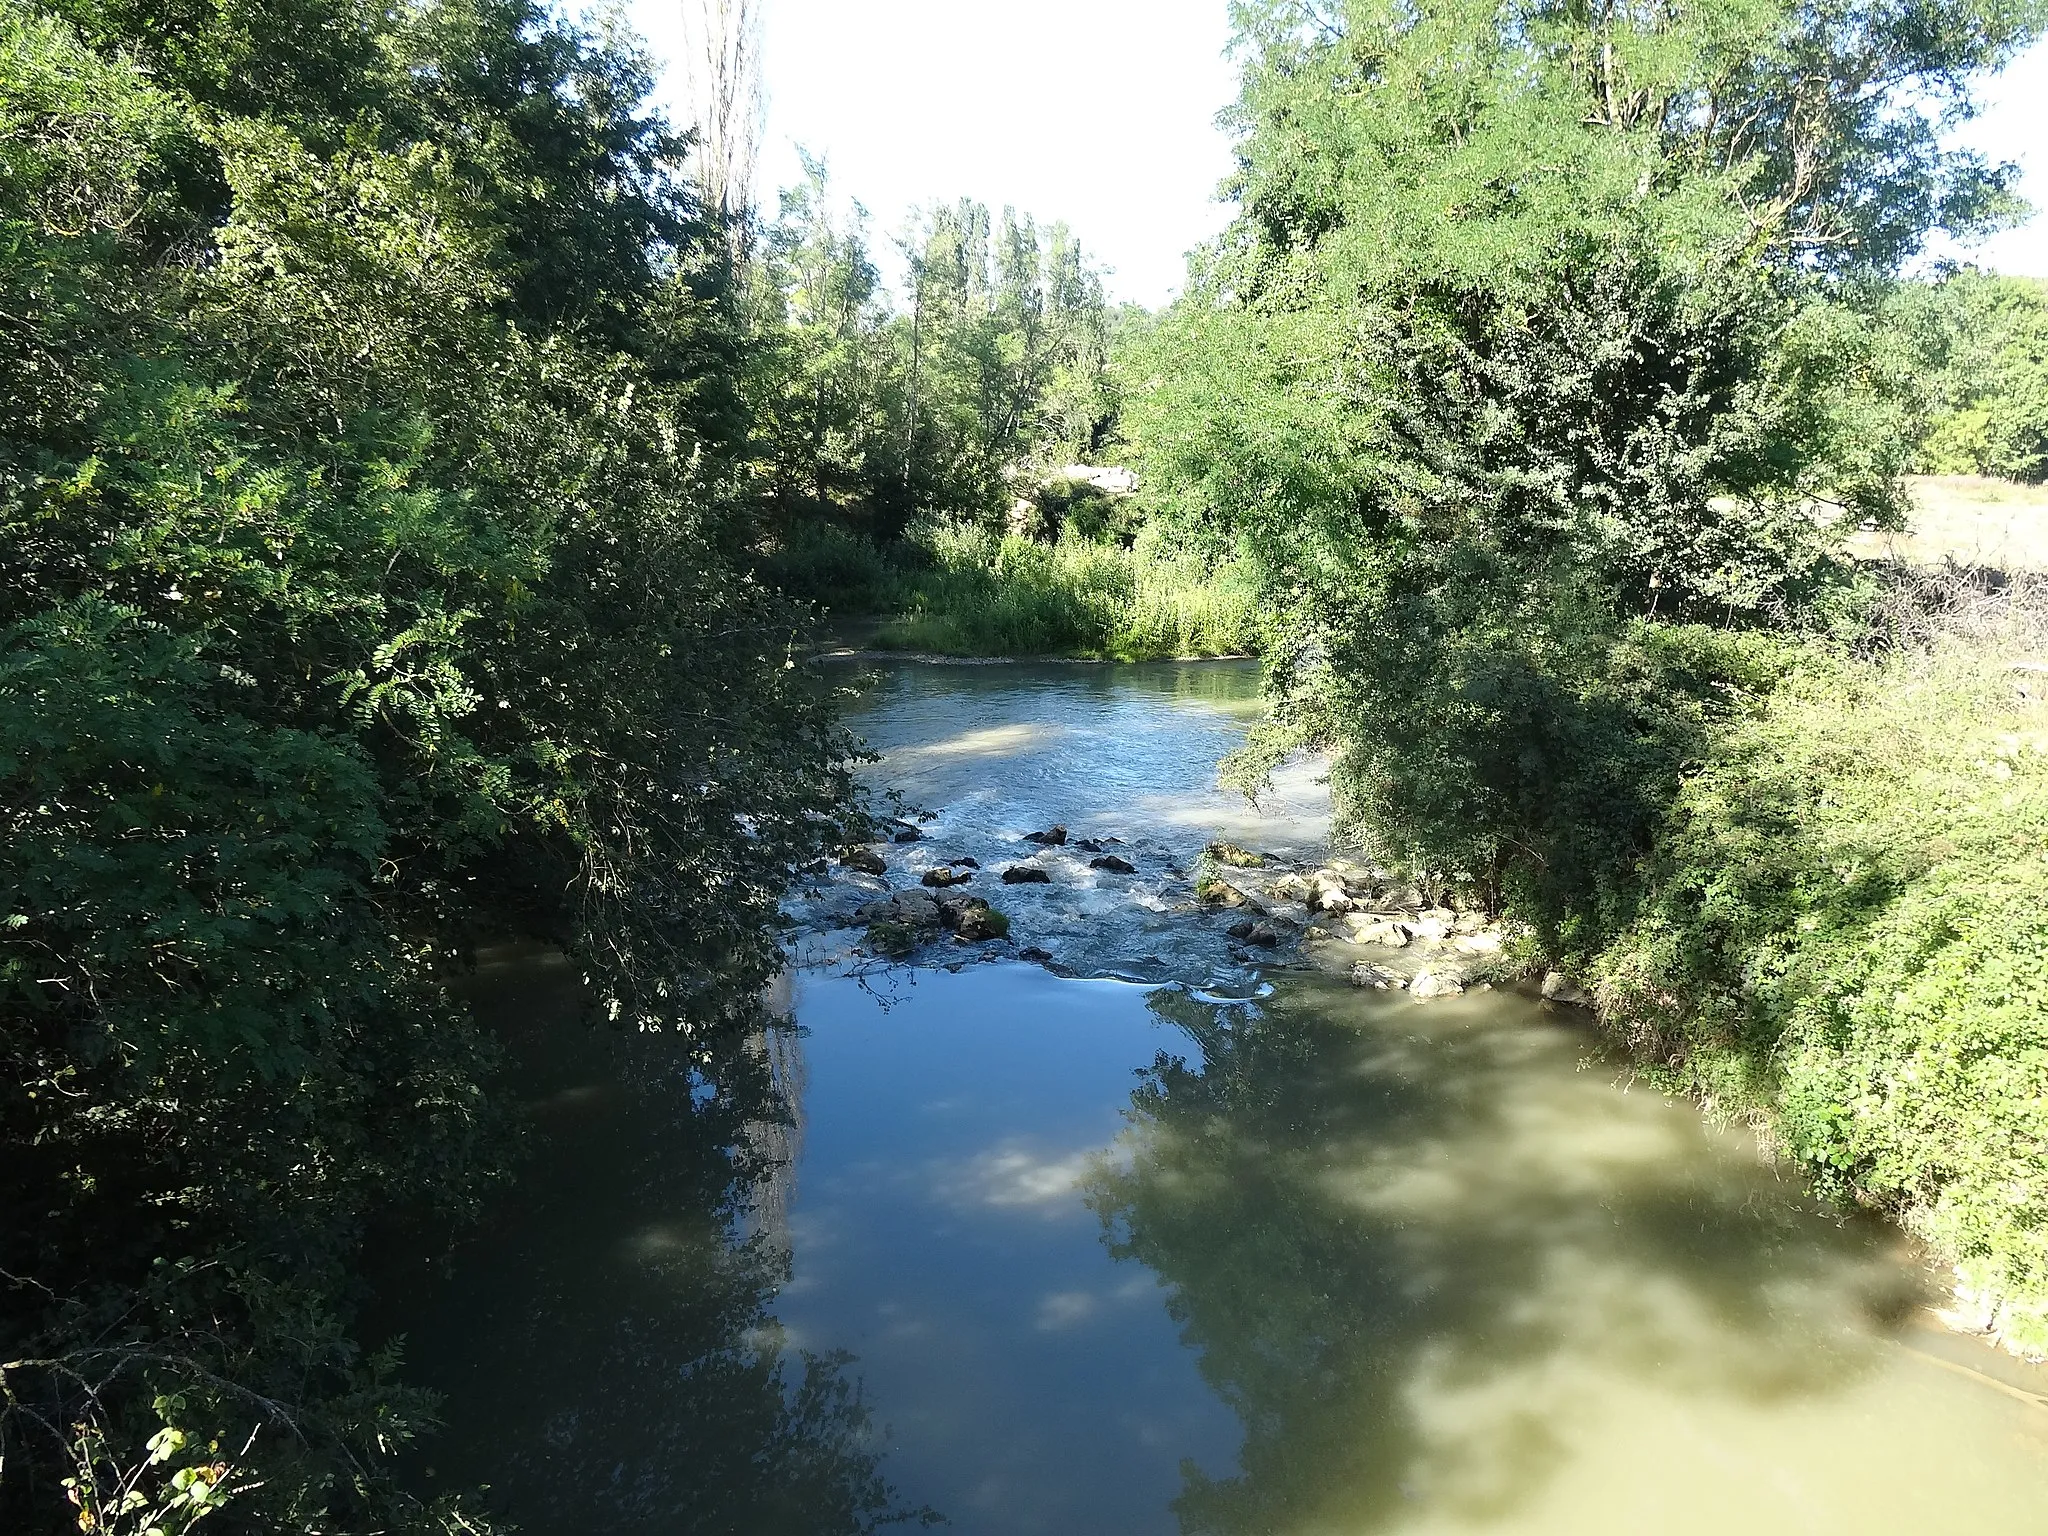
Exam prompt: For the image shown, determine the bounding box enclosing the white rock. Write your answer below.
[1349,962,1407,990]
[1541,971,1592,1007]
[1409,969,1466,999]
[1410,910,1455,942]
[1345,917,1412,948]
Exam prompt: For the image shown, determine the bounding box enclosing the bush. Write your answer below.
[757,518,908,612]
[1589,573,2048,1354]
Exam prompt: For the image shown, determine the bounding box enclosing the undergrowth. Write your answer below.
[1587,569,2048,1355]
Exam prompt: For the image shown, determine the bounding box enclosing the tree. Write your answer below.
[678,0,766,234]
[1892,269,2048,481]
[0,1,861,1527]
[1130,0,2046,935]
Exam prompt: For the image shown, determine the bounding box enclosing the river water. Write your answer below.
[374,660,2048,1535]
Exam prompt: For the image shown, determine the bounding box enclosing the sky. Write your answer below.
[623,0,2048,309]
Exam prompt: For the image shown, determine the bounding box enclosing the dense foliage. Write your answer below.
[1129,0,2048,1335]
[746,161,1124,547]
[876,522,1266,659]
[0,0,860,1528]
[1892,268,2048,480]
[1588,579,2048,1353]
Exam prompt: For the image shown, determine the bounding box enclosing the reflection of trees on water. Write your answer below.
[740,1021,809,1256]
[387,962,932,1535]
[1085,983,1914,1535]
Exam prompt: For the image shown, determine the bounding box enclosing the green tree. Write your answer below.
[1891,268,2048,481]
[0,1,861,1527]
[1130,0,2044,934]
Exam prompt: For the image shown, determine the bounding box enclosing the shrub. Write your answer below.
[1590,575,2048,1354]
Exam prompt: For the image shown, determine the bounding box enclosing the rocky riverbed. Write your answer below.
[786,815,1586,1005]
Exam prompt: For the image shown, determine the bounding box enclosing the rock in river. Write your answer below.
[1409,968,1466,999]
[1089,855,1137,875]
[1023,825,1069,846]
[838,847,887,876]
[1205,840,1265,868]
[1350,962,1407,990]
[943,897,1010,941]
[855,889,943,928]
[1541,971,1592,1007]
[1196,875,1251,908]
[1001,865,1053,885]
[889,820,925,843]
[922,866,975,888]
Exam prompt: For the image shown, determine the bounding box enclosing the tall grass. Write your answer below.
[875,522,1265,659]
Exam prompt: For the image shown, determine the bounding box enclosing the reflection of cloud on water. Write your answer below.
[1034,1276,1159,1332]
[934,1142,1119,1215]
[880,722,1067,765]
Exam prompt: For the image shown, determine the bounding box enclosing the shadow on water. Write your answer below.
[365,949,936,1535]
[1086,977,1937,1535]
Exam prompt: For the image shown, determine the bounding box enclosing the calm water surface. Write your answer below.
[376,661,2048,1534]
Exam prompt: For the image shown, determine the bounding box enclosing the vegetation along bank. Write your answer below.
[6,0,2048,1529]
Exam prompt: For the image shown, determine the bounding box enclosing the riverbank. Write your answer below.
[1575,574,2048,1360]
[764,519,1267,661]
[798,577,2048,1364]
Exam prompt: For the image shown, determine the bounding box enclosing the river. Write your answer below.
[372,659,2048,1534]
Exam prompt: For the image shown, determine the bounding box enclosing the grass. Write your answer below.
[1845,475,2048,571]
[872,521,1266,660]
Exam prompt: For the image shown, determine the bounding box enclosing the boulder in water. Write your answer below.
[1001,865,1053,885]
[922,866,975,888]
[889,820,925,844]
[1090,854,1137,875]
[839,847,887,876]
[1196,874,1250,908]
[1346,917,1412,947]
[855,889,943,928]
[1410,968,1465,999]
[943,897,1010,941]
[1541,971,1592,1007]
[1268,873,1313,902]
[1206,841,1265,868]
[1350,962,1407,990]
[1023,825,1068,846]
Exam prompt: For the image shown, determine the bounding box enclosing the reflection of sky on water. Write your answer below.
[778,965,1239,1536]
[782,958,2048,1535]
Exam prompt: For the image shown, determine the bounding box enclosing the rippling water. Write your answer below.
[373,660,2048,1535]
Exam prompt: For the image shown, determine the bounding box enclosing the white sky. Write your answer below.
[622,0,2048,308]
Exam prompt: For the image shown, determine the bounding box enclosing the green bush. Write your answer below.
[1589,589,2048,1353]
[757,517,909,611]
